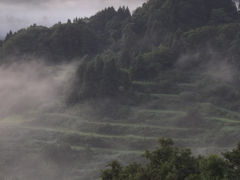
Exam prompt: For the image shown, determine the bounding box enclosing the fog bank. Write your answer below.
[0,60,77,117]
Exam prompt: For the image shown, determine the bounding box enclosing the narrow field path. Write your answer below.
[208,117,240,123]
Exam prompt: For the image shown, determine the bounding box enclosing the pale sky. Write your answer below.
[0,0,146,39]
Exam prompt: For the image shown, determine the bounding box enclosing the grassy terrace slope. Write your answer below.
[1,94,240,151]
[0,113,202,149]
[1,82,240,180]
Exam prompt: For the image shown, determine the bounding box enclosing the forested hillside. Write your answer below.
[0,0,240,179]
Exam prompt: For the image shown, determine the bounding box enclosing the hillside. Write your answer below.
[0,0,240,179]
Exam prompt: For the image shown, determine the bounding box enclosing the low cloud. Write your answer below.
[0,60,78,117]
[176,49,237,84]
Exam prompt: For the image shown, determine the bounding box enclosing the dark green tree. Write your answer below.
[129,55,148,81]
[64,55,90,105]
[120,24,138,68]
[229,33,240,69]
[222,141,240,179]
[99,58,120,97]
[199,154,227,180]
[100,138,201,180]
[209,8,231,25]
[100,160,123,180]
[4,30,13,42]
[79,60,99,99]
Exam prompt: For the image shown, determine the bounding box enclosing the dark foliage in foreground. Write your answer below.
[101,138,240,180]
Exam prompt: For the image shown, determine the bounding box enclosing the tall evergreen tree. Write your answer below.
[4,30,13,42]
[99,58,119,97]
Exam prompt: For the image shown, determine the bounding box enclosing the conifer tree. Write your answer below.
[99,58,119,97]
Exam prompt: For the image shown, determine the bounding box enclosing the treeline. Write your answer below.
[1,0,240,66]
[0,6,131,62]
[101,138,240,180]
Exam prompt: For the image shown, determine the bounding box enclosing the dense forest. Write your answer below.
[0,0,240,179]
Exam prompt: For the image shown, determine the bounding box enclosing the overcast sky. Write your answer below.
[0,0,146,39]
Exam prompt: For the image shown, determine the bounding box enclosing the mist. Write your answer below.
[0,60,78,118]
[0,58,145,180]
[0,0,146,39]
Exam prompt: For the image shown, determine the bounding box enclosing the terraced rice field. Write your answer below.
[1,90,240,180]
